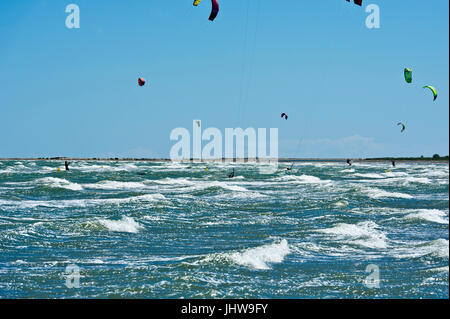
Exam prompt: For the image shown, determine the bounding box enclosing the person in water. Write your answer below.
[346,159,352,166]
[228,169,235,178]
[392,160,396,167]
[64,161,70,171]
[286,163,294,171]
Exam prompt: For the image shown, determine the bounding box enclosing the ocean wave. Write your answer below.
[276,174,329,184]
[363,187,413,199]
[393,239,449,260]
[97,216,143,233]
[227,240,291,270]
[72,163,139,172]
[153,178,248,192]
[153,178,195,186]
[206,181,248,192]
[354,173,385,179]
[317,221,388,249]
[0,193,165,209]
[421,169,449,178]
[198,240,291,270]
[35,177,83,191]
[403,210,449,224]
[83,180,147,190]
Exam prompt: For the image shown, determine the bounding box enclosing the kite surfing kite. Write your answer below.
[346,0,363,6]
[423,86,438,101]
[138,78,146,87]
[404,68,412,83]
[397,122,406,133]
[193,0,219,21]
[281,113,288,120]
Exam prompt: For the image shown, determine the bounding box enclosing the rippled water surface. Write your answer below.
[0,160,448,298]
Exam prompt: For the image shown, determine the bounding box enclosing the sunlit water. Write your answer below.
[0,160,448,298]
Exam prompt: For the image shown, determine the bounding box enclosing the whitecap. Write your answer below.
[317,221,388,249]
[363,187,413,199]
[404,209,449,224]
[227,239,291,270]
[84,180,147,190]
[35,177,83,191]
[97,216,143,233]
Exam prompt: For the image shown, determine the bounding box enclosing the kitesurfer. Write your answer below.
[392,160,396,168]
[64,161,70,171]
[346,159,352,166]
[228,169,235,178]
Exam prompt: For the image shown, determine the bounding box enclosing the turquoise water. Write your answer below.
[0,160,448,298]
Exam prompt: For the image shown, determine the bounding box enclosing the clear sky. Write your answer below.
[0,0,448,158]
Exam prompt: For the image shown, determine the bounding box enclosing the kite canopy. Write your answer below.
[397,122,406,133]
[281,113,288,120]
[404,68,412,83]
[209,0,219,21]
[346,0,363,6]
[138,78,146,87]
[423,86,438,101]
[194,0,219,21]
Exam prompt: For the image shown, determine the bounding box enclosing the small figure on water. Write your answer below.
[346,159,352,166]
[64,161,70,171]
[392,160,396,168]
[228,168,235,178]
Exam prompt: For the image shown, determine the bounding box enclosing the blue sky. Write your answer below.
[0,0,448,158]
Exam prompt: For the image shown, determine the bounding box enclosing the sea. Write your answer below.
[0,160,448,298]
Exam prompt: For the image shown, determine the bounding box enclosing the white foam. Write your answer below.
[422,169,449,178]
[354,173,385,179]
[394,176,432,185]
[35,177,83,191]
[227,239,291,270]
[72,162,139,172]
[332,200,348,207]
[394,239,449,259]
[364,187,413,199]
[317,221,388,249]
[154,178,195,186]
[277,174,328,184]
[404,209,449,224]
[154,178,248,192]
[207,181,248,192]
[0,193,165,209]
[84,180,147,190]
[98,216,143,233]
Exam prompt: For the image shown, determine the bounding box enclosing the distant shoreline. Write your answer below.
[0,157,448,164]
